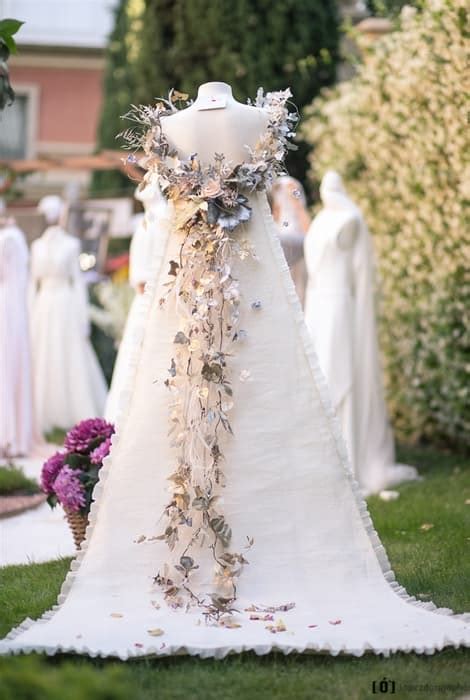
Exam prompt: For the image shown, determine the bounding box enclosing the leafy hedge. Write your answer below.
[303,1,469,449]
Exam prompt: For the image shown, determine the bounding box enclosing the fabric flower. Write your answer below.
[64,418,114,454]
[53,466,86,512]
[208,195,252,231]
[40,452,65,495]
[90,437,112,465]
[201,178,223,198]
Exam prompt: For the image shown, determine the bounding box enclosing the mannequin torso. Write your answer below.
[162,82,269,165]
[31,226,80,288]
[304,209,360,294]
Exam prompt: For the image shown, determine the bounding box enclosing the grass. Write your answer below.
[0,445,469,700]
[0,463,39,496]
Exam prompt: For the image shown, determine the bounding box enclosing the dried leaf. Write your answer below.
[147,628,165,637]
[220,618,242,629]
[265,619,286,634]
[174,331,189,344]
[171,90,189,102]
[328,619,342,625]
[168,260,180,276]
[110,613,123,618]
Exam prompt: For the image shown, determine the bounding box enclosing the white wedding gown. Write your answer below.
[0,223,34,456]
[29,226,107,432]
[105,187,167,423]
[2,100,469,659]
[304,173,418,495]
[271,176,309,306]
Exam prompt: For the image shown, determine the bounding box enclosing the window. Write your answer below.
[0,84,38,159]
[0,95,29,159]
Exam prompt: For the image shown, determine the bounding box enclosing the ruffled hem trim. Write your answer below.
[2,627,469,661]
[1,193,468,659]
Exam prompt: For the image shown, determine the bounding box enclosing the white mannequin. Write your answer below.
[304,171,418,495]
[30,196,107,432]
[105,182,168,422]
[162,82,268,163]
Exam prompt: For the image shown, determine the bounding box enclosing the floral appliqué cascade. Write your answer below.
[121,89,298,621]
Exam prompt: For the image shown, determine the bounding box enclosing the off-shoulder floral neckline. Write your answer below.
[121,88,298,227]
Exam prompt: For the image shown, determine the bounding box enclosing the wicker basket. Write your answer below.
[64,508,89,549]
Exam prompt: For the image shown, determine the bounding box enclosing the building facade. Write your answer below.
[0,0,117,162]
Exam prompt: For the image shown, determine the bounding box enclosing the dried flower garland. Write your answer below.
[121,88,298,619]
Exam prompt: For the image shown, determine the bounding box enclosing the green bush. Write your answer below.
[303,0,469,449]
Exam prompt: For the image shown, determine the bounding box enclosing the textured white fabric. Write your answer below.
[1,193,469,659]
[29,226,107,432]
[105,188,168,423]
[304,173,418,495]
[0,224,34,456]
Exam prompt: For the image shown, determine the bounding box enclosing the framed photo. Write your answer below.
[67,204,112,275]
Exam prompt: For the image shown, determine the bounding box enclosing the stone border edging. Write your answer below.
[0,493,47,519]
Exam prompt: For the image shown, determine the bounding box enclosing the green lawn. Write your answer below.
[0,445,469,700]
[0,463,39,496]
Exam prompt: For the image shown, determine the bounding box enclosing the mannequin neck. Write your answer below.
[43,224,65,237]
[321,190,353,212]
[194,82,236,106]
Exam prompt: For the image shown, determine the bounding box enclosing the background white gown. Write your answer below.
[30,226,107,432]
[0,223,34,456]
[304,172,418,495]
[105,185,167,423]
[271,176,309,306]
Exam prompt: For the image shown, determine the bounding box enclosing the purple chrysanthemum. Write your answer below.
[90,437,112,465]
[53,466,86,512]
[64,418,115,454]
[40,452,65,495]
